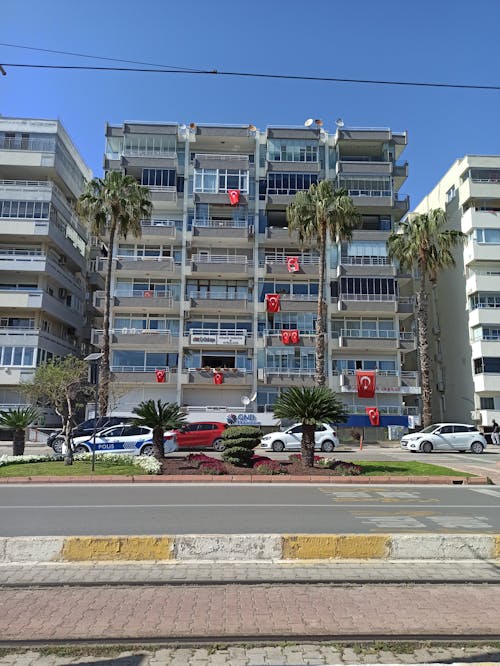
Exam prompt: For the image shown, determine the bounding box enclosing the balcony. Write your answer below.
[183,368,252,386]
[194,153,250,170]
[337,294,399,314]
[263,330,316,347]
[461,208,500,234]
[92,328,177,349]
[460,178,500,206]
[187,292,251,313]
[336,329,399,351]
[114,291,178,311]
[338,256,396,277]
[113,256,179,276]
[471,338,500,358]
[339,370,420,394]
[184,329,249,347]
[110,366,177,384]
[260,368,316,387]
[140,219,181,240]
[278,294,318,312]
[466,270,500,295]
[262,257,319,276]
[191,254,251,277]
[0,327,77,354]
[464,241,500,265]
[147,185,177,203]
[469,306,500,327]
[263,227,300,245]
[0,367,35,386]
[191,219,252,243]
[193,192,249,206]
[0,253,84,294]
[0,289,83,329]
[473,373,500,393]
[336,161,393,177]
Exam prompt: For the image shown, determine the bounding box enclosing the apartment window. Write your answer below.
[267,139,318,162]
[469,293,500,310]
[117,243,176,259]
[333,358,397,373]
[0,346,35,366]
[186,318,252,333]
[112,350,178,371]
[141,169,176,187]
[475,228,500,244]
[474,357,500,374]
[338,177,392,197]
[186,280,249,299]
[445,185,456,203]
[340,277,396,297]
[267,173,318,195]
[260,281,318,299]
[0,200,50,219]
[331,318,396,338]
[194,169,249,194]
[115,278,180,299]
[0,318,35,329]
[266,349,315,371]
[480,397,495,410]
[123,133,176,157]
[272,313,317,332]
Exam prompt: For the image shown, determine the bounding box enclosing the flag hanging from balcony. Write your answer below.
[144,290,153,298]
[286,256,300,273]
[228,189,240,206]
[280,330,291,344]
[356,370,376,398]
[155,369,166,383]
[365,407,380,426]
[265,293,280,312]
[213,371,224,385]
[290,329,300,344]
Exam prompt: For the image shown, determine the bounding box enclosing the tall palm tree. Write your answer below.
[273,386,347,467]
[287,181,360,386]
[0,406,39,456]
[77,171,152,415]
[387,209,465,427]
[133,399,187,465]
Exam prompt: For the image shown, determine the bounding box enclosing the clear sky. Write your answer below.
[2,0,500,206]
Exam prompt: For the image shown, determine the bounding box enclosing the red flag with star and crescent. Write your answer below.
[265,293,280,313]
[228,189,240,206]
[155,369,166,383]
[366,407,380,426]
[356,370,376,398]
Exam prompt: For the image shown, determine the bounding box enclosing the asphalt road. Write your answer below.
[1,484,500,536]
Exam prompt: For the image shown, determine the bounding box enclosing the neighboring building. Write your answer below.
[414,155,500,427]
[97,121,418,427]
[0,118,92,421]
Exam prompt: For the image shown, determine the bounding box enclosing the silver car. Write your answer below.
[401,423,487,454]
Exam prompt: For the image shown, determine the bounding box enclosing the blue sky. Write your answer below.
[2,0,500,205]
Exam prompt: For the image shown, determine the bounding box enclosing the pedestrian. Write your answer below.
[492,419,500,446]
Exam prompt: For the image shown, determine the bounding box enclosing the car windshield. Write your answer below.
[418,425,440,433]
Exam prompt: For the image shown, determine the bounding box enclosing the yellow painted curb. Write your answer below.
[282,534,390,559]
[495,535,500,560]
[61,536,173,561]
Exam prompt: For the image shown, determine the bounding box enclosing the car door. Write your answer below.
[452,425,472,450]
[314,424,326,450]
[284,425,303,450]
[177,423,201,449]
[196,423,216,447]
[93,426,125,452]
[121,425,151,454]
[433,425,455,450]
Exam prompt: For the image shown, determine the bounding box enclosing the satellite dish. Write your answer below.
[304,118,314,127]
[248,124,257,132]
[335,118,345,128]
[314,119,323,127]
[241,396,251,406]
[249,391,257,402]
[189,122,197,129]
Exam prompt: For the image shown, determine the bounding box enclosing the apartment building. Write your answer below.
[414,155,500,427]
[0,118,92,419]
[97,121,419,427]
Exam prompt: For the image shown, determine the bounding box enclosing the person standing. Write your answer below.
[492,419,500,446]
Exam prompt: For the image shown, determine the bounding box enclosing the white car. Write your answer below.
[260,423,339,452]
[401,423,487,454]
[65,424,178,456]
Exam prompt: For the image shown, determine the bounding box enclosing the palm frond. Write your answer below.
[273,387,348,424]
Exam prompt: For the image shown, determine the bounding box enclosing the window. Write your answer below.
[267,173,318,195]
[474,357,500,374]
[194,169,249,193]
[0,200,50,219]
[338,176,392,197]
[141,169,176,187]
[122,425,149,437]
[453,425,469,433]
[111,350,178,371]
[267,139,319,162]
[480,397,495,409]
[475,228,500,244]
[123,133,176,157]
[0,346,35,366]
[445,185,456,203]
[469,293,500,310]
[340,277,397,298]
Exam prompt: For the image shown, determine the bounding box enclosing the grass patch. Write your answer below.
[354,460,471,477]
[0,460,147,477]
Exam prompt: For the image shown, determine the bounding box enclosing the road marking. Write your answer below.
[470,487,500,498]
[1,503,500,509]
[429,516,492,529]
[361,517,427,528]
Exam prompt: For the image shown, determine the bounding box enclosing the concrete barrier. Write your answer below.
[0,534,499,563]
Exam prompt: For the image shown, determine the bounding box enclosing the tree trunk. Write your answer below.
[63,417,74,466]
[153,426,165,466]
[301,424,316,468]
[416,275,433,427]
[315,220,327,387]
[12,429,25,456]
[99,223,116,417]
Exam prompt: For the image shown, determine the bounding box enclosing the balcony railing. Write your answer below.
[280,294,318,302]
[192,254,248,264]
[111,366,176,373]
[115,289,175,300]
[192,218,248,229]
[187,291,250,301]
[93,329,175,344]
[140,218,181,229]
[350,405,405,415]
[340,256,391,265]
[265,329,316,336]
[339,329,397,339]
[264,368,315,376]
[194,153,248,162]
[340,293,397,302]
[261,256,319,266]
[0,137,56,152]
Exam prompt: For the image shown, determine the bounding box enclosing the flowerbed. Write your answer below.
[0,452,161,475]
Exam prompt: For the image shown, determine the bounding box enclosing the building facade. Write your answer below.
[97,121,419,426]
[0,118,92,420]
[414,155,500,427]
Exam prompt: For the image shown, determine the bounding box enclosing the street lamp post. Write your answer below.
[84,352,103,473]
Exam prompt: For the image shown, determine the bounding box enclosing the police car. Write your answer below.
[67,424,178,456]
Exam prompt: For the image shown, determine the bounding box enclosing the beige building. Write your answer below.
[414,155,500,427]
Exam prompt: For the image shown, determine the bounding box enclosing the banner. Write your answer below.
[144,290,153,298]
[213,372,224,385]
[280,330,291,344]
[366,407,380,426]
[228,189,240,206]
[356,370,376,398]
[155,369,166,383]
[286,256,300,273]
[290,329,300,344]
[265,293,281,313]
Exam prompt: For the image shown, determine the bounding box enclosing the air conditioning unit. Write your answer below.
[58,288,67,298]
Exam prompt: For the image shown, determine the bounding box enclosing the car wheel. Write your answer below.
[321,440,335,453]
[470,441,484,454]
[212,438,226,452]
[74,444,89,454]
[140,444,154,456]
[51,437,64,454]
[420,441,433,454]
[272,440,285,452]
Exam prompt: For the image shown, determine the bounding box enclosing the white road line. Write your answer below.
[469,487,500,497]
[1,503,499,509]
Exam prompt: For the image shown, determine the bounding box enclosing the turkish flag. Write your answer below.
[356,370,376,398]
[265,293,280,312]
[290,329,300,344]
[155,369,166,383]
[213,372,224,385]
[144,290,153,298]
[281,330,291,345]
[366,407,380,426]
[286,256,300,273]
[228,189,240,206]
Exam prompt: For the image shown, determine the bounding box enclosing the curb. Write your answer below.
[1,533,499,563]
[0,474,490,484]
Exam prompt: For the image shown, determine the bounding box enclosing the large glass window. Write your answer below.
[123,133,176,157]
[194,169,248,193]
[186,280,249,299]
[333,358,397,373]
[267,173,318,195]
[267,139,319,162]
[338,177,392,197]
[474,357,500,374]
[0,346,35,366]
[112,350,178,371]
[475,228,500,244]
[469,293,500,310]
[0,201,50,219]
[141,169,176,187]
[340,277,397,298]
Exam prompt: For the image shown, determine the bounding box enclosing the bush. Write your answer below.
[198,460,227,475]
[253,459,287,475]
[327,460,362,476]
[221,426,262,467]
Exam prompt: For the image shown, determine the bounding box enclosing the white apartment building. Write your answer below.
[414,155,500,427]
[96,121,419,428]
[0,118,92,420]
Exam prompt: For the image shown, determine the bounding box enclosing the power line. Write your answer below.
[1,62,500,91]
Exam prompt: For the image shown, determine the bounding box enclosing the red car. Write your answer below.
[173,422,228,451]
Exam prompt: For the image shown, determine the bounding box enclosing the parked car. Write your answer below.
[400,423,487,454]
[66,424,178,456]
[166,421,228,451]
[260,423,339,452]
[47,415,134,453]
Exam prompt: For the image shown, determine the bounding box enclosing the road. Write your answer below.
[1,484,500,536]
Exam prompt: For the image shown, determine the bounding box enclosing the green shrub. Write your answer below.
[221,426,262,467]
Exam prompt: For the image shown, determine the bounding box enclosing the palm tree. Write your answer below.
[287,181,360,386]
[77,171,152,416]
[133,399,187,465]
[387,209,465,427]
[0,406,39,456]
[273,386,347,467]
